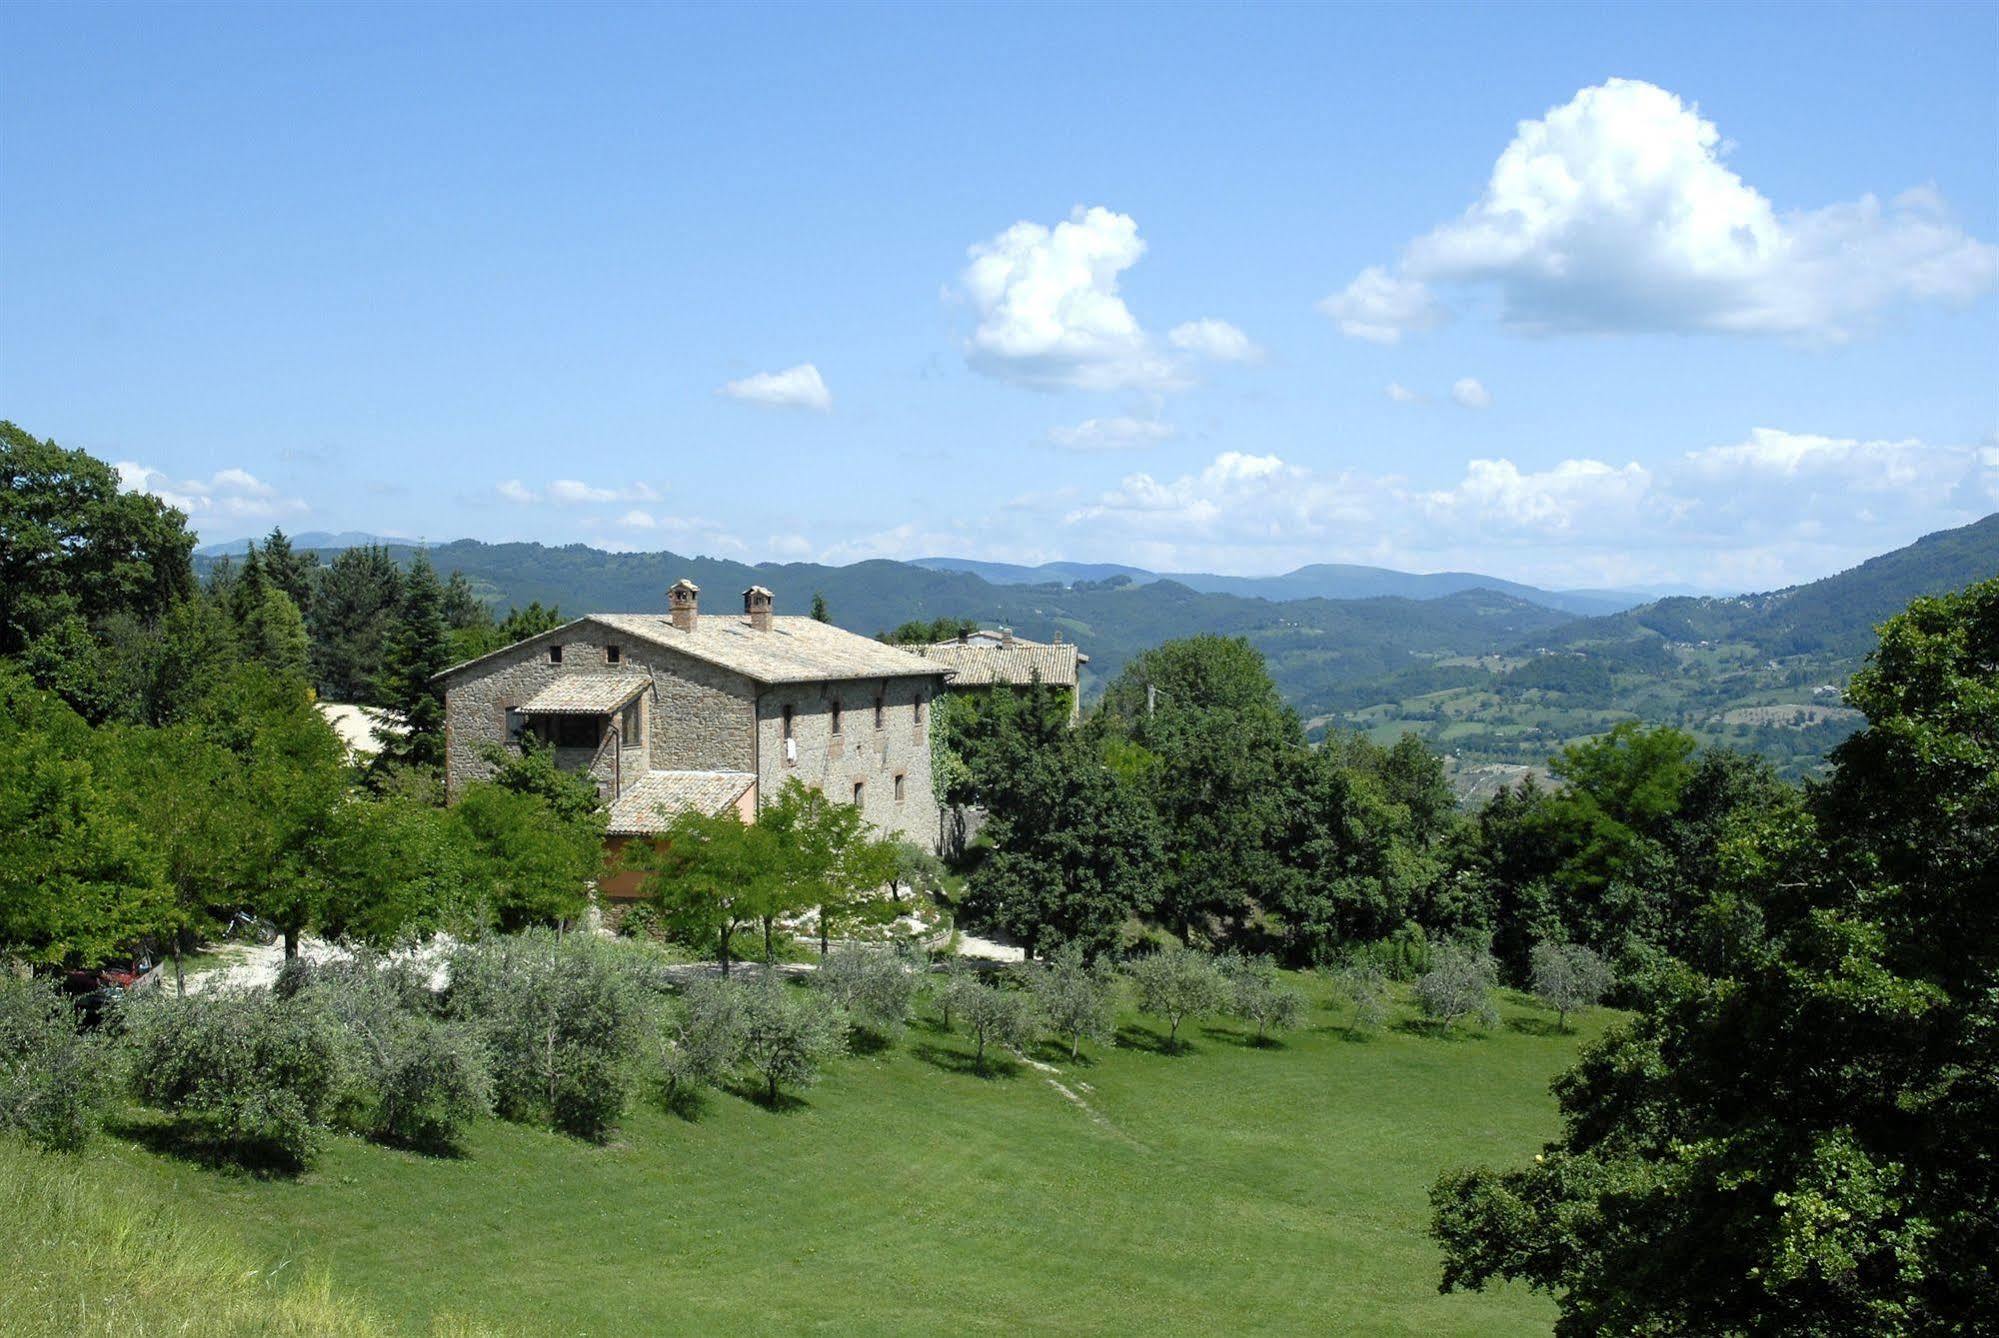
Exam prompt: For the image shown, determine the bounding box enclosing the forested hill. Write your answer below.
[194,538,1580,706]
[1326,514,1998,780]
[1546,513,1999,658]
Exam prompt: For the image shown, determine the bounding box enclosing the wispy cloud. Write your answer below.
[718,363,832,411]
[1047,416,1177,451]
[116,461,307,521]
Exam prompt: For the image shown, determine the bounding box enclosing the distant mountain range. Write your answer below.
[198,531,400,556]
[195,514,1997,778]
[911,556,1682,616]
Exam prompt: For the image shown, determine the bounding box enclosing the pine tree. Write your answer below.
[243,587,311,680]
[374,552,451,770]
[228,542,268,625]
[259,527,320,619]
[310,545,403,702]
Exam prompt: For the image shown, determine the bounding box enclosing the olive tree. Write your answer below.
[1022,943,1118,1060]
[289,955,490,1151]
[1219,952,1308,1044]
[1330,961,1391,1033]
[1415,940,1500,1031]
[653,976,744,1112]
[1528,940,1615,1031]
[813,946,917,1039]
[732,973,846,1105]
[128,989,350,1170]
[956,979,1036,1071]
[0,974,111,1151]
[1126,944,1227,1051]
[445,932,645,1141]
[931,953,977,1029]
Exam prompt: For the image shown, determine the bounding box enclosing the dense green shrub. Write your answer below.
[1347,922,1433,982]
[291,955,490,1151]
[0,974,109,1151]
[128,989,348,1170]
[444,931,644,1141]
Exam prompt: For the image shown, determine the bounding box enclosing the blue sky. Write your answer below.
[4,1,1994,591]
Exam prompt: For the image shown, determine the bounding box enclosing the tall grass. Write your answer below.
[0,1142,493,1336]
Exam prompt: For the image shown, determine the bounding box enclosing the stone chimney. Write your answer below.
[743,585,774,632]
[1000,627,1014,648]
[1052,629,1063,644]
[668,578,699,631]
[956,628,969,645]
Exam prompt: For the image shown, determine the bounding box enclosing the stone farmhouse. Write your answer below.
[435,580,953,896]
[914,627,1088,725]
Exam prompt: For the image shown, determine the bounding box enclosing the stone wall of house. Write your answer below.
[619,640,756,774]
[754,675,942,849]
[442,622,754,801]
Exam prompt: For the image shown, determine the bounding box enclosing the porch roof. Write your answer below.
[517,674,652,715]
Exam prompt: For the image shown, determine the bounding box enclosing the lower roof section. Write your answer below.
[606,769,757,835]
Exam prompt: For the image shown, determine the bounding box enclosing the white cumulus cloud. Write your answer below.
[1047,417,1177,451]
[718,363,833,411]
[1422,457,1657,538]
[958,206,1185,391]
[1451,378,1493,409]
[1385,382,1421,404]
[1325,78,1997,340]
[1168,318,1262,363]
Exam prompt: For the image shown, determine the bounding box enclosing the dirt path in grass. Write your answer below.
[1014,1052,1144,1147]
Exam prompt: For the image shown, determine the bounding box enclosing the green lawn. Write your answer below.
[43,978,1602,1336]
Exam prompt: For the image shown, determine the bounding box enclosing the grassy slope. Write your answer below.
[0,1144,389,1336]
[66,978,1604,1336]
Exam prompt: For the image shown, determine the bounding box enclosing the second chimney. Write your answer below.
[1000,626,1014,648]
[743,585,774,632]
[668,578,700,631]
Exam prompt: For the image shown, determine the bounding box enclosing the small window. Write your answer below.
[782,704,794,740]
[852,780,865,806]
[548,644,563,664]
[620,700,641,744]
[915,694,925,725]
[874,695,885,729]
[830,701,842,735]
[504,708,527,745]
[893,773,905,802]
[606,644,621,665]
